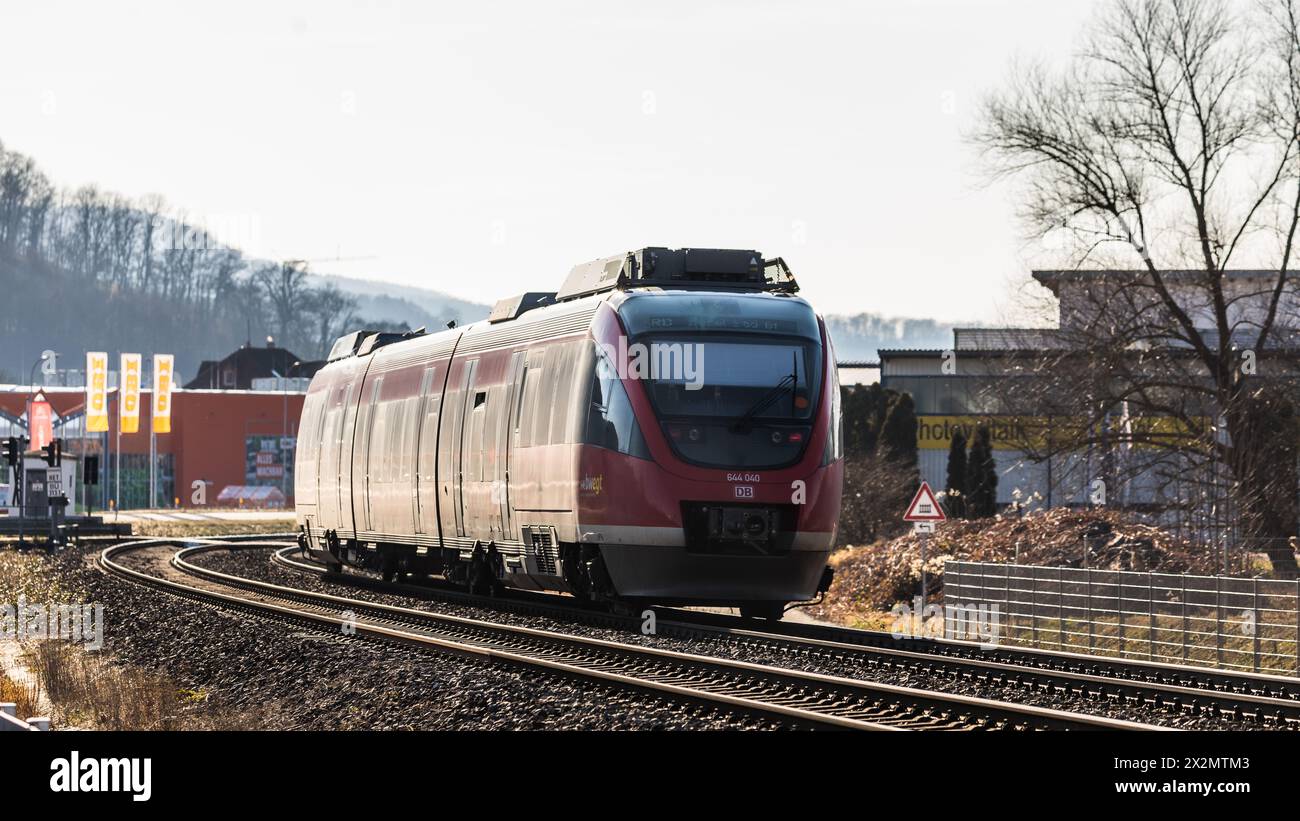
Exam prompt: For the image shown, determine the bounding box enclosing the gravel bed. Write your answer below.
[33,543,782,730]
[189,545,1299,731]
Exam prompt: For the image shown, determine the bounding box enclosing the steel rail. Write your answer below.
[266,543,1300,726]
[101,539,1161,731]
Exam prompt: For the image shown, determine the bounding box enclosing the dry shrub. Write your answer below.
[0,670,42,720]
[810,507,1224,625]
[25,640,255,730]
[836,456,916,546]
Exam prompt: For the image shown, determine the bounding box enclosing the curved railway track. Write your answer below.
[99,538,1161,731]
[263,541,1300,728]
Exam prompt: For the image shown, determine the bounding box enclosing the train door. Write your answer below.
[452,359,477,538]
[314,385,337,527]
[500,351,526,539]
[361,377,384,534]
[461,372,490,537]
[317,381,349,530]
[411,366,435,535]
[339,380,360,538]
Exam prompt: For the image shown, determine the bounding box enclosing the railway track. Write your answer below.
[99,538,1161,731]
[263,540,1300,728]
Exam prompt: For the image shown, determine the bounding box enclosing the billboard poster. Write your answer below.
[85,352,109,432]
[28,392,54,450]
[245,435,295,489]
[152,353,174,434]
[120,353,142,433]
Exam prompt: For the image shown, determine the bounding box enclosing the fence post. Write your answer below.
[1253,577,1260,674]
[1005,564,1013,643]
[1181,574,1188,665]
[1031,567,1039,648]
[1058,566,1066,650]
[1295,578,1299,677]
[1216,574,1224,669]
[980,562,987,619]
[1086,568,1094,654]
[1148,571,1155,662]
[1117,573,1124,658]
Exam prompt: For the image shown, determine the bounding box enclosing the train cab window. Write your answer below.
[584,346,650,459]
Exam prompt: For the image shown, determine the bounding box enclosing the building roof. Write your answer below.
[185,344,322,390]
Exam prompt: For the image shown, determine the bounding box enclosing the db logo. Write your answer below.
[734,486,754,499]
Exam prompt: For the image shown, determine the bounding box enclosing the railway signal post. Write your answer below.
[903,482,946,615]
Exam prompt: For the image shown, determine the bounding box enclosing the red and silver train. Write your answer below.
[294,247,843,619]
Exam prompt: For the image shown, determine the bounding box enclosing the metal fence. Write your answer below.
[0,703,48,732]
[944,561,1300,676]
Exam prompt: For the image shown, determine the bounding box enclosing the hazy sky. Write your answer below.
[0,0,1101,322]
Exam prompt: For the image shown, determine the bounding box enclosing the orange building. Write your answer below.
[0,386,304,510]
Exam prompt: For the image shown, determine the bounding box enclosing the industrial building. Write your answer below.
[1,373,304,513]
[878,269,1300,517]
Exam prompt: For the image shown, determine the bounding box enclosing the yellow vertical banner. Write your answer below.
[120,353,142,433]
[152,354,175,434]
[85,352,109,432]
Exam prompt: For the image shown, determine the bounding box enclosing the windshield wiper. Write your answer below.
[730,352,799,433]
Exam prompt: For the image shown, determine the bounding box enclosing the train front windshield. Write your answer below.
[617,292,824,469]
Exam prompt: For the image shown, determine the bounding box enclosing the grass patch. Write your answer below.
[127,519,294,539]
[25,640,259,730]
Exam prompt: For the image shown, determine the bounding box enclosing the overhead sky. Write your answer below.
[0,0,1101,323]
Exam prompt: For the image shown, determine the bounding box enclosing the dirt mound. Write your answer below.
[808,508,1222,625]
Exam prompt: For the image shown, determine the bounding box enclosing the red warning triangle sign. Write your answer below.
[903,481,946,522]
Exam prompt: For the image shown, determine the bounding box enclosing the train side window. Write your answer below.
[467,396,486,481]
[585,346,650,459]
[400,395,418,483]
[365,377,384,482]
[534,351,557,446]
[549,342,575,445]
[418,394,440,487]
[522,350,544,448]
[480,387,493,478]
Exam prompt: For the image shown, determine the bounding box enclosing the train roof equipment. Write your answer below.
[489,291,558,323]
[555,247,799,302]
[326,247,801,360]
[327,326,429,363]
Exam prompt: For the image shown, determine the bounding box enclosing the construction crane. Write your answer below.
[282,254,377,269]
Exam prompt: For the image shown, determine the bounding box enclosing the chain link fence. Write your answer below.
[944,561,1300,676]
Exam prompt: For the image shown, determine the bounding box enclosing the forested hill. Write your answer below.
[0,139,485,383]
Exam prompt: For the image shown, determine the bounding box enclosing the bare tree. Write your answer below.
[135,194,165,294]
[255,260,309,350]
[975,0,1300,575]
[301,284,359,360]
